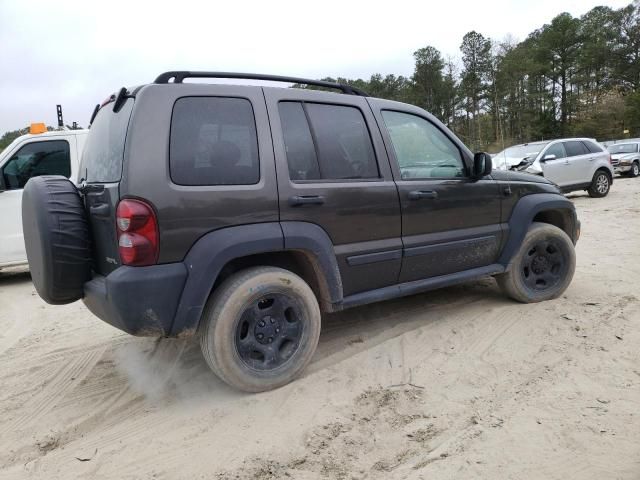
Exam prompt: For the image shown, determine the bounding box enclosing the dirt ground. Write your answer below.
[1,178,639,480]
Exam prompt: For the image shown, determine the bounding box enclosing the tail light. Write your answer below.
[116,199,159,266]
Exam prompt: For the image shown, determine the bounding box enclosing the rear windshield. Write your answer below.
[80,98,134,183]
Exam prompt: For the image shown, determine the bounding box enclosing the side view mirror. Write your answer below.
[473,152,492,179]
[542,154,556,162]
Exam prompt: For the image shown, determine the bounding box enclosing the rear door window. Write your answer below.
[170,97,259,186]
[2,140,70,189]
[278,101,379,181]
[563,141,589,157]
[279,102,320,181]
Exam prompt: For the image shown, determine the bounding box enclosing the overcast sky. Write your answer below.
[0,0,631,133]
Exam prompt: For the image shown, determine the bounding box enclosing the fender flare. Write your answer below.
[169,222,342,336]
[498,193,578,266]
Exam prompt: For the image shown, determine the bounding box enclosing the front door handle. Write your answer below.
[408,190,438,200]
[289,195,325,206]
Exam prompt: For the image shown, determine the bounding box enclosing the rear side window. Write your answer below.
[170,97,259,186]
[81,99,134,183]
[279,101,379,181]
[582,141,603,154]
[2,140,70,189]
[563,141,588,157]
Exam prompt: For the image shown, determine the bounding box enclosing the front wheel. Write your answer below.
[199,267,321,392]
[587,170,611,197]
[629,162,639,178]
[496,222,576,303]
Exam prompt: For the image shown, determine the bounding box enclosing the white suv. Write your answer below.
[493,138,614,197]
[0,127,87,270]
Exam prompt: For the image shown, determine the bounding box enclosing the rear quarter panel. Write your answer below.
[121,84,279,264]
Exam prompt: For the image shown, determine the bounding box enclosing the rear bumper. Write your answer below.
[83,263,188,337]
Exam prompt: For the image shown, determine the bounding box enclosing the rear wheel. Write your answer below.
[587,170,611,197]
[199,267,321,392]
[496,222,575,303]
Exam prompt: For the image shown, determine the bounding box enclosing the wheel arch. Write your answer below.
[498,193,578,267]
[169,222,342,336]
[595,165,613,181]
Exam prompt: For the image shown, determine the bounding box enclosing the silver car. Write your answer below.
[493,138,614,197]
[607,142,640,177]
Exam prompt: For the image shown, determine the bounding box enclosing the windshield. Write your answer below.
[79,98,134,183]
[494,143,548,161]
[607,143,638,154]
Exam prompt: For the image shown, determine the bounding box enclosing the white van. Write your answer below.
[0,125,88,269]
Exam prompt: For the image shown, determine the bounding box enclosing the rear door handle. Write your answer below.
[408,190,438,200]
[289,195,325,206]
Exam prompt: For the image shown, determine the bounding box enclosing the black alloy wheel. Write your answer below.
[521,239,568,292]
[235,293,304,371]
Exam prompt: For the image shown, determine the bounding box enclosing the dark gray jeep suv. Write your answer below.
[22,72,580,392]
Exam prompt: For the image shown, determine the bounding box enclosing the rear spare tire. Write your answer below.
[22,176,91,304]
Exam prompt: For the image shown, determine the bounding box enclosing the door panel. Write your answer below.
[540,142,571,186]
[0,190,24,265]
[264,88,402,297]
[369,101,503,283]
[562,141,590,186]
[397,178,503,281]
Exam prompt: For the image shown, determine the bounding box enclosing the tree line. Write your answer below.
[315,2,640,152]
[3,3,638,154]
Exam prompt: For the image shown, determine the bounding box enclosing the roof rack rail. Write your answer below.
[153,71,369,96]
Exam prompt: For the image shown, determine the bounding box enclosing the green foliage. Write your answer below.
[4,2,640,153]
[0,128,28,152]
[294,1,640,152]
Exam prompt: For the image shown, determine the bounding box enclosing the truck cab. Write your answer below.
[0,125,88,269]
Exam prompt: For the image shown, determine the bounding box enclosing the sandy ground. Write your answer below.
[1,178,639,480]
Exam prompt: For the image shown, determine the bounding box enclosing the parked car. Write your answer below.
[0,125,87,270]
[22,72,580,392]
[606,142,640,177]
[492,138,614,197]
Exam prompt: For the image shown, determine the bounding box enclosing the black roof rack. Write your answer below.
[153,71,369,96]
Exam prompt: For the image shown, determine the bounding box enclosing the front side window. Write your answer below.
[279,101,379,181]
[170,97,259,186]
[2,140,70,189]
[381,110,464,179]
[563,141,588,157]
[543,143,566,159]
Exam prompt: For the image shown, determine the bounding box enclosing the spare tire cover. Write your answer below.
[22,176,91,304]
